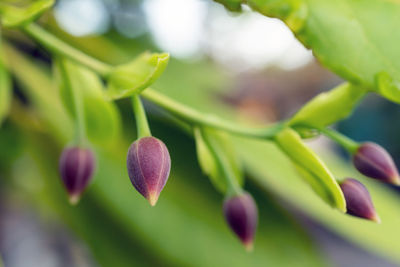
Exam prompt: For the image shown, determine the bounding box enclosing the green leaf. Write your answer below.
[294,163,339,208]
[214,0,243,11]
[194,127,243,194]
[246,0,400,103]
[375,71,400,104]
[55,58,120,145]
[0,0,55,28]
[0,37,11,127]
[274,127,346,212]
[290,83,366,129]
[194,127,223,191]
[106,52,169,100]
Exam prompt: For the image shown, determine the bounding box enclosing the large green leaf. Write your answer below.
[274,128,346,212]
[54,58,120,145]
[106,52,169,100]
[0,0,54,28]
[244,0,400,103]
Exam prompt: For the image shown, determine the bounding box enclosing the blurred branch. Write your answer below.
[15,23,285,139]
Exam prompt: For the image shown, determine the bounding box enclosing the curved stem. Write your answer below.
[23,23,113,76]
[57,59,86,144]
[142,88,284,139]
[318,127,359,154]
[131,95,151,138]
[20,23,284,139]
[72,79,86,145]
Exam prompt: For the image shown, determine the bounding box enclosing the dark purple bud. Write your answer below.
[127,137,171,206]
[223,192,258,251]
[59,146,96,204]
[353,142,400,185]
[340,178,380,223]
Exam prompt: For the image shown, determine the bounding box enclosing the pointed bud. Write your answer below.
[127,136,171,206]
[340,178,380,222]
[59,146,96,204]
[223,192,258,250]
[353,142,400,185]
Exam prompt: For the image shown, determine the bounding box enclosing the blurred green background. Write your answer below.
[1,0,400,266]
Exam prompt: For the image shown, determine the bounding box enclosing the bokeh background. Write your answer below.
[1,0,400,266]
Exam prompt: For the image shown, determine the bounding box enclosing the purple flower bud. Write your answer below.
[340,178,380,222]
[59,147,96,204]
[127,137,171,206]
[353,142,400,185]
[223,192,258,251]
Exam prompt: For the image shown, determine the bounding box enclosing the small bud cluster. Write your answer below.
[56,108,399,250]
[338,142,399,222]
[126,136,258,249]
[56,129,399,249]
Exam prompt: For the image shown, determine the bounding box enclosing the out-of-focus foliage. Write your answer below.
[54,58,120,145]
[0,0,54,28]
[214,0,242,11]
[4,43,73,142]
[0,35,11,127]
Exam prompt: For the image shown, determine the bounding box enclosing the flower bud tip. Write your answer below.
[243,241,254,252]
[371,214,381,224]
[148,192,159,207]
[390,176,400,186]
[68,194,81,205]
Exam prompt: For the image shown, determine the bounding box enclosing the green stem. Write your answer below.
[22,23,112,76]
[20,23,283,139]
[142,88,284,139]
[200,128,242,196]
[318,127,359,154]
[58,59,86,144]
[131,94,151,138]
[72,78,86,145]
